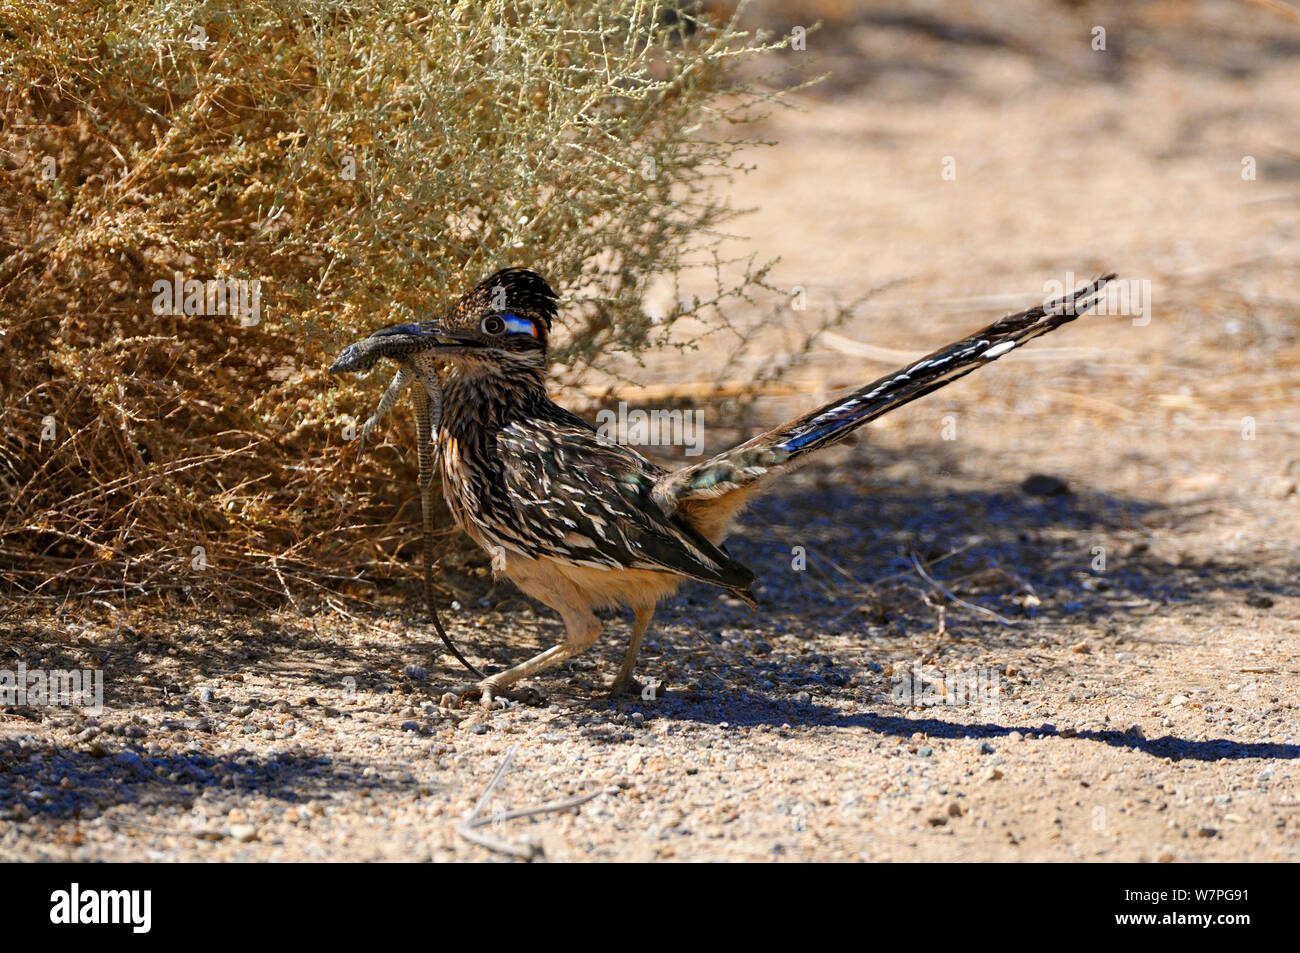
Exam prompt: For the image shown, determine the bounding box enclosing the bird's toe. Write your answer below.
[604,675,660,700]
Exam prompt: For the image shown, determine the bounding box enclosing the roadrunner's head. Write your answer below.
[329,267,559,376]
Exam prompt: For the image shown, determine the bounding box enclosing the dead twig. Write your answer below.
[921,593,948,644]
[454,744,607,862]
[819,540,983,629]
[908,550,1016,627]
[1237,0,1300,23]
[92,599,124,665]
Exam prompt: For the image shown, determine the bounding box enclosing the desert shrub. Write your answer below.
[0,0,811,610]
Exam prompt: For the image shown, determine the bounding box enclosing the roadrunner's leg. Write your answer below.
[478,603,602,708]
[607,606,655,696]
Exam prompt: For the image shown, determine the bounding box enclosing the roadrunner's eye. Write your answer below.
[481,313,538,339]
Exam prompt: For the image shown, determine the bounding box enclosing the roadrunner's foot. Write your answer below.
[604,675,664,700]
[494,683,547,708]
[603,675,638,698]
[446,681,546,710]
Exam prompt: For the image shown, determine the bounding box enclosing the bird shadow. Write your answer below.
[634,689,1300,763]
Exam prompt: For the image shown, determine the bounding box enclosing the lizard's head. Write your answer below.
[329,267,558,375]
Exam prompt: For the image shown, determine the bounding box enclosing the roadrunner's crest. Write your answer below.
[332,268,1116,706]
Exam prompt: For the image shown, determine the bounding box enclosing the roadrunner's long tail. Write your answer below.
[653,274,1116,528]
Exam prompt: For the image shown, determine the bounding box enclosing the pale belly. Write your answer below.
[502,550,683,615]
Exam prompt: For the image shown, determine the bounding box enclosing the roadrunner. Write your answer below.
[332,268,1115,706]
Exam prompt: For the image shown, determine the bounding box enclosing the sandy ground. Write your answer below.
[2,1,1299,861]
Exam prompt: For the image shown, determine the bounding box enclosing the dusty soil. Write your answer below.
[3,1,1299,861]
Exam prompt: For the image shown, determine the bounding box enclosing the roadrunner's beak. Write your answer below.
[328,323,477,374]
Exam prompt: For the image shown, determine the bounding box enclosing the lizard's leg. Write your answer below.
[358,367,411,452]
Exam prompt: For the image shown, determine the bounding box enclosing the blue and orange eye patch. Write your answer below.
[501,313,538,338]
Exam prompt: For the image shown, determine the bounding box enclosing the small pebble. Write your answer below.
[1264,478,1295,500]
[1021,473,1070,497]
[114,751,144,772]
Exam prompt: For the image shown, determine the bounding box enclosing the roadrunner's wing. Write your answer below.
[472,414,757,600]
[652,274,1116,537]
